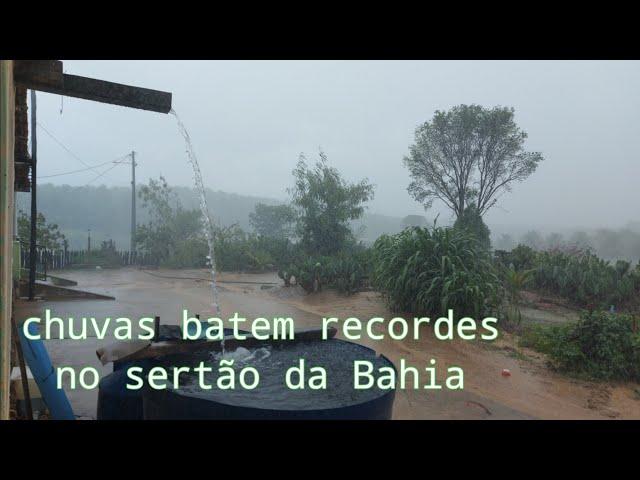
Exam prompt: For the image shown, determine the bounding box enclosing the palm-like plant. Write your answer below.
[503,267,534,324]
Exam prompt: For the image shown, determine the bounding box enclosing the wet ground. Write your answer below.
[13,267,640,419]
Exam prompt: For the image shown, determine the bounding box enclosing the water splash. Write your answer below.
[170,109,221,320]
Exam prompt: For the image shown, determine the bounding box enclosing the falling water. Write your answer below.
[170,110,222,325]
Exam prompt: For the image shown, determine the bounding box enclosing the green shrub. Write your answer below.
[502,267,534,325]
[288,257,328,293]
[371,226,503,317]
[453,205,491,250]
[519,311,640,381]
[496,244,538,271]
[280,246,372,295]
[164,238,208,268]
[214,225,297,272]
[532,250,640,307]
[325,253,369,295]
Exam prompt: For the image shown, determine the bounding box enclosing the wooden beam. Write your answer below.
[35,73,172,114]
[14,61,172,114]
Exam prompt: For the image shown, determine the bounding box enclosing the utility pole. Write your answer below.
[130,151,136,253]
[28,91,37,301]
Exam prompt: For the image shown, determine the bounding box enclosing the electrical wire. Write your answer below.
[85,162,123,185]
[36,121,130,173]
[39,153,132,179]
[39,159,117,178]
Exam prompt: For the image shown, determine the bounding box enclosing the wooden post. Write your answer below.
[0,60,16,420]
[130,151,136,253]
[28,91,37,300]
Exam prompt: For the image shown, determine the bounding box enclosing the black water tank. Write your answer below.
[97,368,145,420]
[142,340,397,420]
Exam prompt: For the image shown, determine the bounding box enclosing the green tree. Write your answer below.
[249,203,296,238]
[136,176,207,266]
[404,104,543,219]
[289,151,374,255]
[17,210,68,250]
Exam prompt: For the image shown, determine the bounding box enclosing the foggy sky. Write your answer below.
[33,60,640,231]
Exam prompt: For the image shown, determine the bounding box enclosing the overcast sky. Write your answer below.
[33,60,640,230]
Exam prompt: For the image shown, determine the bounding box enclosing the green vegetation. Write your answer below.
[135,177,207,268]
[531,250,640,307]
[290,151,374,256]
[17,211,68,250]
[495,244,640,309]
[135,151,375,284]
[269,151,375,295]
[134,177,296,271]
[502,266,534,325]
[520,311,640,381]
[493,227,640,263]
[215,224,295,272]
[283,248,372,295]
[371,226,503,318]
[249,203,296,239]
[495,244,538,271]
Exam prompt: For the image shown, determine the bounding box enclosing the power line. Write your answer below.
[85,162,123,185]
[36,121,130,173]
[85,154,131,186]
[39,159,117,178]
[36,121,96,169]
[39,153,132,179]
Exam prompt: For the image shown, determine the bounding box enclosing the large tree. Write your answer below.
[290,151,374,255]
[404,104,543,219]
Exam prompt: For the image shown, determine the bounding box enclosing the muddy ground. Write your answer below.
[13,267,640,419]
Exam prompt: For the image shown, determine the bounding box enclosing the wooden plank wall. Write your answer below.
[0,60,16,420]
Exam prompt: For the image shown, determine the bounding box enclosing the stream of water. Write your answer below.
[170,110,222,324]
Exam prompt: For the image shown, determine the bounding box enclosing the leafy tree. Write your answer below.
[17,210,68,250]
[404,104,543,219]
[249,203,296,239]
[136,177,207,266]
[289,151,374,255]
[453,204,491,250]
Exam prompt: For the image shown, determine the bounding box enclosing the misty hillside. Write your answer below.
[17,184,640,262]
[16,183,414,249]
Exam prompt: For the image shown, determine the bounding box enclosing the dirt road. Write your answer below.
[13,268,640,419]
